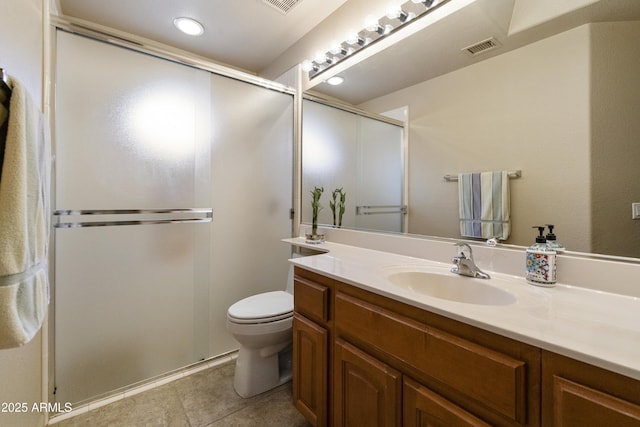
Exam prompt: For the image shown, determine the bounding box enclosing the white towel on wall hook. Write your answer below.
[0,74,51,349]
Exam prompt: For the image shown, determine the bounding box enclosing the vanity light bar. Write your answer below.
[302,0,450,79]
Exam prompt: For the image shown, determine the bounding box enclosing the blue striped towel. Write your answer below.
[458,171,510,240]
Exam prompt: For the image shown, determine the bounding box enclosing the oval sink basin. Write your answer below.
[383,269,516,306]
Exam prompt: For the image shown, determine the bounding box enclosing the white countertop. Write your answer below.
[284,238,640,381]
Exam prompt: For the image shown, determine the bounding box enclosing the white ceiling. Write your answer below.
[56,0,347,74]
[56,0,640,105]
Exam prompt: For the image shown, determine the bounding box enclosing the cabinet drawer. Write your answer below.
[294,268,331,324]
[335,291,527,424]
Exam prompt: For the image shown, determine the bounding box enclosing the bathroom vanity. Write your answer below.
[288,240,640,426]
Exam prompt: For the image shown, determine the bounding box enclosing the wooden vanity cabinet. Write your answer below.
[542,351,640,426]
[333,335,487,427]
[292,266,540,426]
[334,283,541,427]
[292,266,640,427]
[292,268,334,427]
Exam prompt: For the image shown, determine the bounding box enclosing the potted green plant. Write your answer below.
[306,186,325,243]
[330,187,346,228]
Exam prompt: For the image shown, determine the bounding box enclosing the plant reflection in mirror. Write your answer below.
[330,187,346,227]
[310,186,324,239]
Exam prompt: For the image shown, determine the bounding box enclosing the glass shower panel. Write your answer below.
[206,75,294,356]
[55,31,212,210]
[354,115,404,232]
[301,100,404,232]
[54,31,212,404]
[54,224,206,403]
[301,100,358,228]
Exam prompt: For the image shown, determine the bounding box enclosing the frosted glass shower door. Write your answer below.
[54,31,212,404]
[206,72,295,357]
[354,115,404,232]
[302,100,404,232]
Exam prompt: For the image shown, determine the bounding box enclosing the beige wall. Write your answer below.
[0,0,46,426]
[590,21,640,257]
[361,24,593,251]
[509,0,600,34]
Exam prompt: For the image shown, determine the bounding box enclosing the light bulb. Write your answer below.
[364,15,380,32]
[330,40,347,56]
[413,0,439,6]
[301,60,314,72]
[386,4,402,19]
[386,3,408,21]
[314,51,327,63]
[346,30,360,45]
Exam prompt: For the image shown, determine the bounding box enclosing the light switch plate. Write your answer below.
[633,203,640,220]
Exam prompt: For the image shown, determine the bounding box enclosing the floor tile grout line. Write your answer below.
[47,352,238,425]
[199,385,292,427]
[169,381,196,427]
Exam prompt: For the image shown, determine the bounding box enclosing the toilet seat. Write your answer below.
[227,291,293,324]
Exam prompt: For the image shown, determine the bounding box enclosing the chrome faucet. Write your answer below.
[451,242,490,279]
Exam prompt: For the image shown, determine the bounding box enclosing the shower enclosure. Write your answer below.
[53,30,294,404]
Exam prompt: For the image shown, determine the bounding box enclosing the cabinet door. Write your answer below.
[403,377,491,427]
[334,338,402,427]
[542,351,640,427]
[549,376,640,427]
[293,314,328,427]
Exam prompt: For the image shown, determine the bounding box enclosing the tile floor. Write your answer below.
[51,361,310,427]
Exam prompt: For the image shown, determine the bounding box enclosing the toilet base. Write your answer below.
[233,344,292,398]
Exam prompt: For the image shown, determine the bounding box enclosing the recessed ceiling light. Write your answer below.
[326,76,344,86]
[173,17,204,36]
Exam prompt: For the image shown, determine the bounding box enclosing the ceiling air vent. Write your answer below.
[462,37,501,56]
[262,0,303,14]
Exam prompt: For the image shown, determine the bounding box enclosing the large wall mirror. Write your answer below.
[302,0,640,259]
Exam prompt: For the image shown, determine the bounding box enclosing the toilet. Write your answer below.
[226,269,294,398]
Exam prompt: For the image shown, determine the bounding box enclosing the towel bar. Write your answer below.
[356,205,407,215]
[444,170,521,181]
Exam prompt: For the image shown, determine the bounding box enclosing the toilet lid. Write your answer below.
[228,291,293,322]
